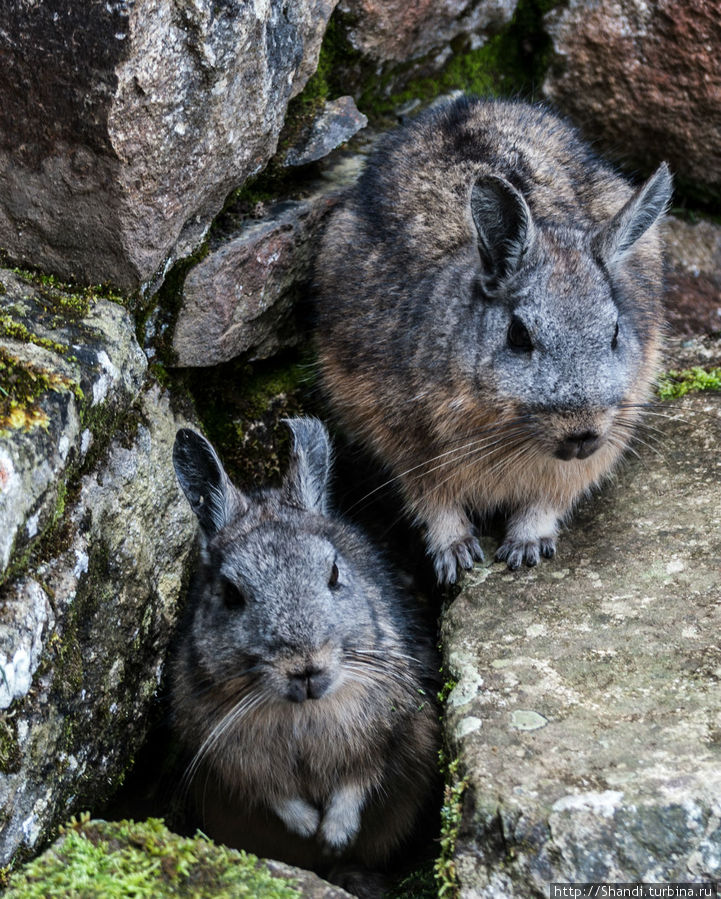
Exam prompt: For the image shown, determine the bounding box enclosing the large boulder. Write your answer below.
[0,269,147,578]
[0,0,338,292]
[441,384,721,895]
[542,0,721,199]
[0,384,197,865]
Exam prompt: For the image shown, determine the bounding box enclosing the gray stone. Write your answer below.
[0,270,147,578]
[0,385,197,865]
[284,96,368,167]
[543,0,721,200]
[172,147,369,366]
[337,0,517,64]
[662,217,721,338]
[441,390,721,896]
[0,0,338,291]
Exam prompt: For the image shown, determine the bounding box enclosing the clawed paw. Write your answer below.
[433,535,484,585]
[496,537,556,570]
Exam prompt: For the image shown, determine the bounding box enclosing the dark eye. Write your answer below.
[328,562,339,589]
[221,577,246,610]
[507,315,533,352]
[611,321,619,350]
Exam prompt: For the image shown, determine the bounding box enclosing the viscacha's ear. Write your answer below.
[282,417,332,514]
[593,162,673,265]
[173,429,245,535]
[471,174,536,287]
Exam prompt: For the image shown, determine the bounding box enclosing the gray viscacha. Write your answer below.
[316,95,673,584]
[170,418,439,887]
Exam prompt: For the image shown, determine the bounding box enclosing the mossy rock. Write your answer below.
[4,817,350,898]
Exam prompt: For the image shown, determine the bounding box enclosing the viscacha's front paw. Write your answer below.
[433,535,484,585]
[495,536,556,570]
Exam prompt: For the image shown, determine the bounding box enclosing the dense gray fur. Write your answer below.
[171,419,439,878]
[316,96,672,583]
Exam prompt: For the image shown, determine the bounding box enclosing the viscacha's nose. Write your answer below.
[286,666,331,703]
[555,430,602,461]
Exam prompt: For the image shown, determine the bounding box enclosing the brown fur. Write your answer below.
[316,96,671,581]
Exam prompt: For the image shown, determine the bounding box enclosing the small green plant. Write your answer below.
[435,755,468,898]
[657,366,721,400]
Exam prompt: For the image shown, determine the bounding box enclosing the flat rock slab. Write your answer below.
[441,391,721,896]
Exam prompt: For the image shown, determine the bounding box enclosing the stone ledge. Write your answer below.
[441,391,721,896]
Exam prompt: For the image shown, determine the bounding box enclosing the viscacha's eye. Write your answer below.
[328,561,340,589]
[611,321,619,350]
[507,315,533,352]
[221,577,246,610]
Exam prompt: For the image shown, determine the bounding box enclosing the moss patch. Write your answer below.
[657,366,721,400]
[356,0,559,120]
[0,347,82,435]
[0,712,21,774]
[6,263,132,310]
[4,817,301,898]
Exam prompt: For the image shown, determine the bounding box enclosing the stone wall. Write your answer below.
[0,0,719,893]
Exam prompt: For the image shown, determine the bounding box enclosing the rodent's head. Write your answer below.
[173,418,391,706]
[455,163,672,460]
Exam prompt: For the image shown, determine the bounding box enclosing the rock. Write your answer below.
[0,269,147,579]
[662,217,721,338]
[0,385,197,865]
[0,0,338,292]
[337,0,517,64]
[441,389,721,896]
[172,147,369,366]
[543,0,721,199]
[4,817,353,898]
[284,97,368,167]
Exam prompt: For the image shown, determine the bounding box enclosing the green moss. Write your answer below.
[0,712,21,774]
[5,818,301,899]
[357,0,559,120]
[0,346,82,435]
[0,312,70,356]
[434,755,468,898]
[657,366,721,400]
[7,263,133,310]
[437,676,459,705]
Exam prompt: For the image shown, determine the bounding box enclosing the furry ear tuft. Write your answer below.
[471,174,536,286]
[173,429,243,535]
[593,162,673,264]
[282,417,332,514]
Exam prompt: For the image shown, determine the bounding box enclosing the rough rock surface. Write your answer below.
[4,818,353,898]
[284,96,368,167]
[0,0,338,291]
[338,0,517,63]
[441,389,721,896]
[0,269,147,578]
[543,0,721,198]
[173,148,368,366]
[662,217,721,337]
[0,385,197,865]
